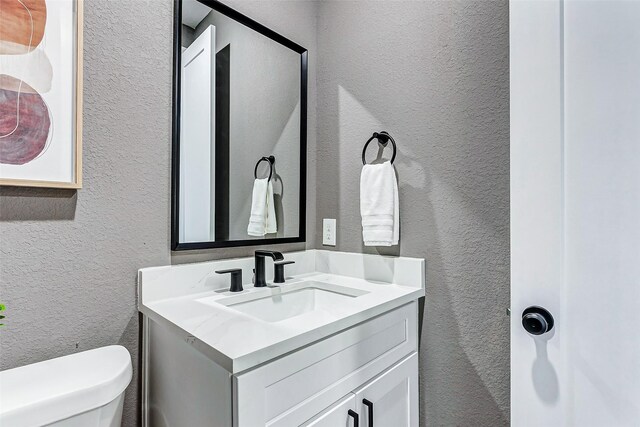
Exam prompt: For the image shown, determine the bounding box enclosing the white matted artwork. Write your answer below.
[0,0,83,188]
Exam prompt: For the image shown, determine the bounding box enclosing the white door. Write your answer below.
[510,1,640,425]
[180,25,216,242]
[301,394,358,427]
[354,353,419,427]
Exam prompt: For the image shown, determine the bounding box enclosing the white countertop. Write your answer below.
[138,250,425,373]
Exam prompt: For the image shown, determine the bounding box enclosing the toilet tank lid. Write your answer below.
[0,345,132,426]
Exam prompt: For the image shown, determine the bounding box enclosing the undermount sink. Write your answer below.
[203,282,369,322]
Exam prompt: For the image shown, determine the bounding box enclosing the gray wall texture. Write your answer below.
[0,1,174,425]
[0,1,509,426]
[0,1,317,426]
[315,1,510,425]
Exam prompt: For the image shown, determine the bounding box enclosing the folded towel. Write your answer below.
[265,180,277,234]
[360,161,399,246]
[248,178,277,236]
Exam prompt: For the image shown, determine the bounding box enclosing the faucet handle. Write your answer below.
[273,260,295,284]
[215,269,243,292]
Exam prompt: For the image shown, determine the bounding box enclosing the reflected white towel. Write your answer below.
[265,181,277,234]
[360,161,399,246]
[248,178,277,236]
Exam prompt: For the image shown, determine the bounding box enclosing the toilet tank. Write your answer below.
[0,345,132,427]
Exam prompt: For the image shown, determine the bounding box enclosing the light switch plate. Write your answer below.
[323,218,336,246]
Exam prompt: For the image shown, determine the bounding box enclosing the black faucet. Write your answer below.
[254,250,284,287]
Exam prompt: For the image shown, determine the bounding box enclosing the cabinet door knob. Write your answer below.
[363,399,374,427]
[522,306,554,335]
[348,409,359,427]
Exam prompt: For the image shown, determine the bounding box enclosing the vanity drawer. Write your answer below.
[233,301,418,427]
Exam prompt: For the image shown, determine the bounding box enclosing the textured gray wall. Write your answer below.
[0,1,173,425]
[0,1,316,426]
[315,1,510,425]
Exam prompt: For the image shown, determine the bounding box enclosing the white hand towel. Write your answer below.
[360,161,399,246]
[248,178,277,236]
[265,180,277,234]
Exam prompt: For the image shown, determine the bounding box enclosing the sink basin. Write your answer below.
[203,282,368,322]
[227,288,351,322]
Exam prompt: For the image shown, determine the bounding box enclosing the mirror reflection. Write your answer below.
[174,0,306,249]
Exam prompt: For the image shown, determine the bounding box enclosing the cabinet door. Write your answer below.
[354,353,418,427]
[302,394,358,427]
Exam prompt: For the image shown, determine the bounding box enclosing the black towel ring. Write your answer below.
[362,131,397,165]
[254,155,275,181]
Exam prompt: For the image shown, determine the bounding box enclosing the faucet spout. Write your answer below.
[254,250,284,287]
[255,250,284,262]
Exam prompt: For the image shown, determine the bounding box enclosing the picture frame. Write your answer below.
[0,0,83,189]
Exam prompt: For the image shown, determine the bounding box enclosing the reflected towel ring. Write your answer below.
[254,155,275,181]
[362,131,397,165]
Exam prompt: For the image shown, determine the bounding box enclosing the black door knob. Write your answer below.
[522,306,554,335]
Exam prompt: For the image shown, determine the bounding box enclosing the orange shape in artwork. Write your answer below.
[0,0,47,55]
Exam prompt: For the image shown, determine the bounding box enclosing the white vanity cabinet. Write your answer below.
[234,302,418,426]
[143,301,419,427]
[303,354,418,427]
[140,250,425,427]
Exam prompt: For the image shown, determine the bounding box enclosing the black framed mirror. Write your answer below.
[172,0,307,250]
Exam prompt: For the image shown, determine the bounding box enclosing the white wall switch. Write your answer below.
[323,218,337,246]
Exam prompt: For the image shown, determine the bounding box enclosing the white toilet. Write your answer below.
[0,345,132,427]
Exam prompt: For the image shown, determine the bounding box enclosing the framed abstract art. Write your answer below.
[0,0,83,188]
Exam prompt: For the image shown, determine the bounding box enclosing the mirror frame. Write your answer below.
[171,0,308,250]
